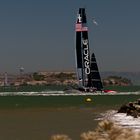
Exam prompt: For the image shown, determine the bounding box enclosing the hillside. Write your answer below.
[0,71,139,87]
[103,76,132,86]
[101,72,140,85]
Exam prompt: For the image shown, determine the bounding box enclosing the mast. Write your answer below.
[4,72,8,86]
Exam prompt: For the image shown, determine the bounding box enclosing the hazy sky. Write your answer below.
[0,0,140,73]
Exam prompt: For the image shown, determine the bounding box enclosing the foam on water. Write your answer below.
[97,110,140,131]
[0,91,140,96]
[0,91,65,96]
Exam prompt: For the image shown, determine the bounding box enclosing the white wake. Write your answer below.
[0,91,140,96]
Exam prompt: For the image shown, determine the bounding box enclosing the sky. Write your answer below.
[0,0,140,74]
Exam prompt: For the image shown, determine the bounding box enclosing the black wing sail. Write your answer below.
[75,9,84,87]
[88,53,103,91]
[75,8,91,88]
[81,9,91,88]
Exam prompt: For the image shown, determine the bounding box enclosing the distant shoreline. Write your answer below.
[0,71,139,88]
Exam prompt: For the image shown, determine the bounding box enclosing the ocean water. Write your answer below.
[0,91,139,140]
[0,107,101,140]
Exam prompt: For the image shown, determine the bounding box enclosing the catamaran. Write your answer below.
[75,8,112,93]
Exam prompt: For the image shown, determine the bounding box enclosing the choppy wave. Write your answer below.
[97,110,140,131]
[0,91,64,96]
[0,91,102,96]
[0,91,140,96]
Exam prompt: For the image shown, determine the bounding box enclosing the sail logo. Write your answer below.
[77,14,82,23]
[82,39,90,75]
